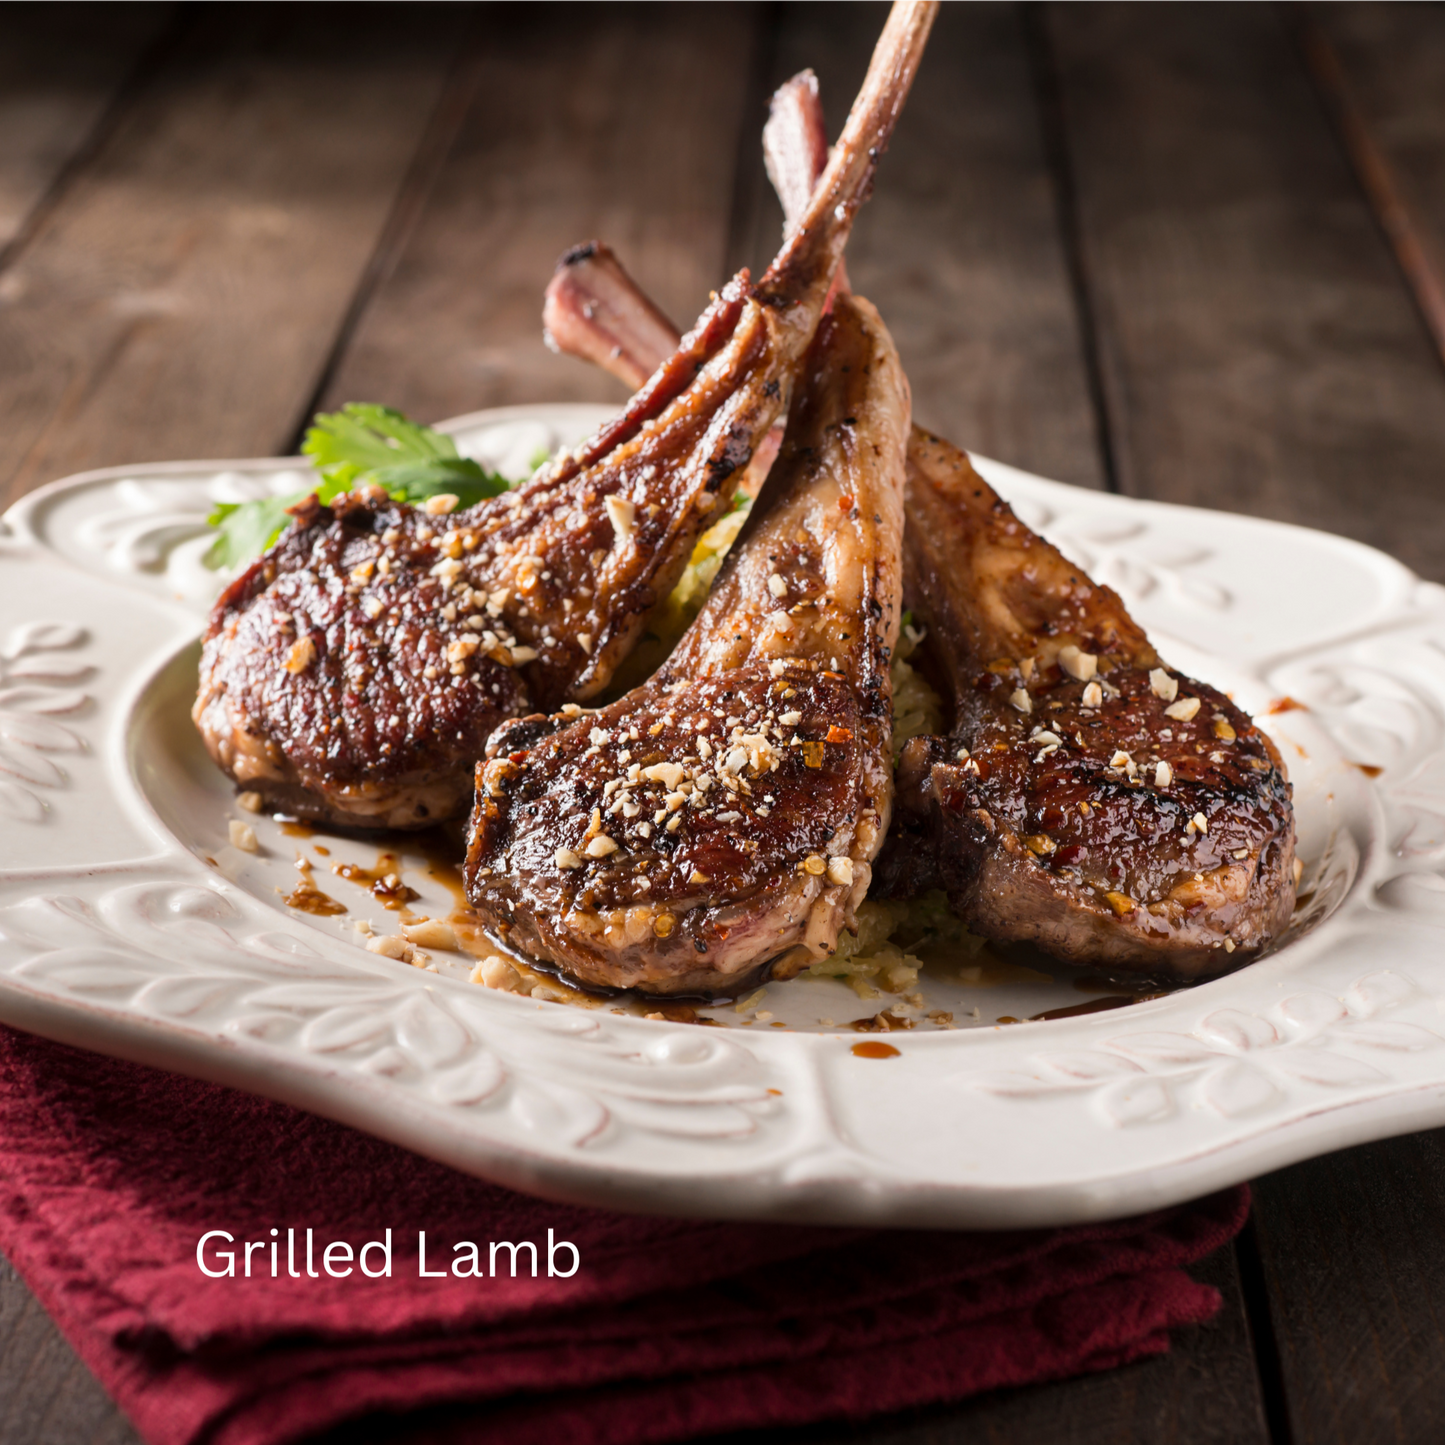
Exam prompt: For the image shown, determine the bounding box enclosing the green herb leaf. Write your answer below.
[204,496,299,570]
[203,403,514,570]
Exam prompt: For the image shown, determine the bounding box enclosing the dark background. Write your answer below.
[4,3,1445,1442]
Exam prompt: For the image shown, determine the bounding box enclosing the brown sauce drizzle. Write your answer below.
[851,1041,900,1059]
[1032,994,1144,1021]
[281,879,347,916]
[1352,761,1383,778]
[280,820,315,838]
[850,1009,914,1033]
[1266,697,1307,714]
[330,852,420,909]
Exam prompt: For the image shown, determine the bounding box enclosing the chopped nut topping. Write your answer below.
[403,918,459,951]
[236,791,262,813]
[605,494,635,543]
[284,636,316,674]
[643,761,685,788]
[767,573,788,598]
[1008,688,1032,714]
[1081,681,1103,708]
[555,848,583,869]
[1149,668,1178,702]
[424,493,460,515]
[826,856,855,886]
[366,934,414,962]
[1165,697,1202,722]
[472,954,522,991]
[1103,891,1135,916]
[1192,812,1209,834]
[361,595,384,620]
[584,834,620,858]
[228,819,259,853]
[1155,760,1173,787]
[1058,645,1097,681]
[577,632,593,655]
[778,710,802,727]
[1213,716,1237,742]
[688,869,710,885]
[1023,834,1055,856]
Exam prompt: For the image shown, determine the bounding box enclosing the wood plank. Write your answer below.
[0,1255,138,1445]
[1303,2,1445,369]
[318,1,764,424]
[0,3,173,260]
[728,1,1107,491]
[0,2,465,507]
[1249,1132,1445,1445]
[1044,0,1445,583]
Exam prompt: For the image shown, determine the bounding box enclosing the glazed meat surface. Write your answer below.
[882,433,1296,977]
[537,66,1297,979]
[464,290,910,994]
[193,0,937,831]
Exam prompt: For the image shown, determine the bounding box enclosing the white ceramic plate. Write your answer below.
[2,402,1442,1229]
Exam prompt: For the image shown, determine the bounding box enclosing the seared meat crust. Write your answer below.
[465,292,910,994]
[194,490,530,828]
[876,433,1296,978]
[473,668,873,994]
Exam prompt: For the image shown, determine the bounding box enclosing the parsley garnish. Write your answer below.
[203,404,513,570]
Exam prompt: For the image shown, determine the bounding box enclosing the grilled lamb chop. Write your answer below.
[536,69,1297,979]
[464,286,909,995]
[193,0,937,832]
[884,432,1295,977]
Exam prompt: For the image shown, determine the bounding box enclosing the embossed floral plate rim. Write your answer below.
[1,401,1443,1230]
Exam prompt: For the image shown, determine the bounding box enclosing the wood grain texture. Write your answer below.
[318,1,763,423]
[0,1255,139,1445]
[0,3,172,258]
[1250,1130,1445,1445]
[0,2,464,507]
[1305,2,1445,369]
[729,1,1106,490]
[1044,1,1445,583]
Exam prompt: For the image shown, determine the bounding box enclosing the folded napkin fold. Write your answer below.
[0,1024,1246,1445]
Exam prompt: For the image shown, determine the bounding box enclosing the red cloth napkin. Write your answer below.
[0,1024,1246,1445]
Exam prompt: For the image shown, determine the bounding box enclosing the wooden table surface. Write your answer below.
[4,3,1445,1441]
